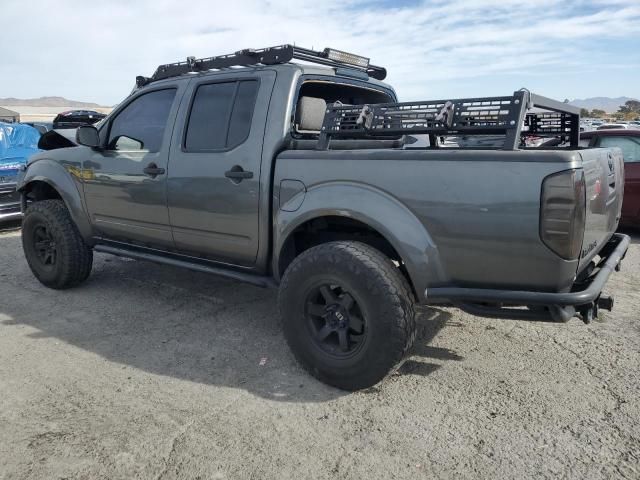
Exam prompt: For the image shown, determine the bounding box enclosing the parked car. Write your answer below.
[0,123,40,221]
[597,123,635,130]
[16,45,628,390]
[581,129,640,227]
[52,110,106,129]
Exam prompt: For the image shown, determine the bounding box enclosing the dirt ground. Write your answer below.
[1,222,639,480]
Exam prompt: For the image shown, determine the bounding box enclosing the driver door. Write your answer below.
[83,85,183,248]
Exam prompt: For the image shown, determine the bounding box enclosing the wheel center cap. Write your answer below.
[325,304,348,329]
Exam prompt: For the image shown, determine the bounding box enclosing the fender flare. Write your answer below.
[274,181,446,301]
[18,159,93,242]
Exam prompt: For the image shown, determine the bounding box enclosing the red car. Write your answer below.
[581,129,640,228]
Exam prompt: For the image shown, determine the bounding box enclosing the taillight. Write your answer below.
[540,169,586,260]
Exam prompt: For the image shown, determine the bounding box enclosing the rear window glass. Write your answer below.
[294,80,393,135]
[185,80,259,151]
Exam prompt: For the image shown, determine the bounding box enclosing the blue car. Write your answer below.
[0,123,41,221]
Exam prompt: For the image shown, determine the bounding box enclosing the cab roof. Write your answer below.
[135,45,388,88]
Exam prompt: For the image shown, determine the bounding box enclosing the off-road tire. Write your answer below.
[279,241,416,390]
[22,199,93,289]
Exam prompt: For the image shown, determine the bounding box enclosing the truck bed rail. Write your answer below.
[317,89,580,150]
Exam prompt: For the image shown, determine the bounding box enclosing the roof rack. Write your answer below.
[317,89,581,150]
[136,45,387,87]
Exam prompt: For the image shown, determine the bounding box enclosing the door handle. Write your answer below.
[225,166,253,182]
[143,163,165,177]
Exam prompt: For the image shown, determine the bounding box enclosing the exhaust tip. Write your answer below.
[597,295,614,312]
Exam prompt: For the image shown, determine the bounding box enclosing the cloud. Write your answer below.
[2,0,639,103]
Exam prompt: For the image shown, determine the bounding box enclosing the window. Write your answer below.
[599,136,640,163]
[107,89,176,153]
[185,80,259,151]
[294,80,393,135]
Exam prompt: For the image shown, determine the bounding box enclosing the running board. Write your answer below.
[93,244,276,289]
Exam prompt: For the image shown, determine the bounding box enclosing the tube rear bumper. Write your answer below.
[425,233,630,323]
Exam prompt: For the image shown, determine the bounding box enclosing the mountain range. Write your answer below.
[1,96,637,114]
[0,96,105,108]
[569,96,637,113]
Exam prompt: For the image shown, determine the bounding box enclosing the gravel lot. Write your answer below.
[1,223,639,480]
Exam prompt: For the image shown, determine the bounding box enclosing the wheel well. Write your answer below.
[22,181,62,202]
[278,216,416,296]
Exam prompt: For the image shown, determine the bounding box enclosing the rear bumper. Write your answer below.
[425,233,630,322]
[0,183,22,221]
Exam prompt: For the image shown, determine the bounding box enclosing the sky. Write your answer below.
[2,0,639,106]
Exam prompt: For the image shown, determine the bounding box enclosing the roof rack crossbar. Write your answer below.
[317,89,581,151]
[136,45,387,87]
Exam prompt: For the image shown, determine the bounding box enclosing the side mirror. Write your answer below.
[76,125,101,148]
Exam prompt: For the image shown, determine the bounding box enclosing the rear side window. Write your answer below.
[107,89,176,153]
[598,136,640,163]
[185,80,259,151]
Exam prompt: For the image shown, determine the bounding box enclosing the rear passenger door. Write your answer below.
[167,71,276,266]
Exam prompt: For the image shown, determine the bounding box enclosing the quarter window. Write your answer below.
[599,136,640,163]
[107,89,176,153]
[185,80,259,151]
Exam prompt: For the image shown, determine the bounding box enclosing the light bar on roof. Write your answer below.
[323,48,370,69]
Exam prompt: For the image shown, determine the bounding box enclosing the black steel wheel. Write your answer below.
[305,283,368,358]
[279,241,416,390]
[32,224,57,267]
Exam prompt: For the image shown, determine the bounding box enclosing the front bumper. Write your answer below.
[0,182,22,221]
[425,233,630,323]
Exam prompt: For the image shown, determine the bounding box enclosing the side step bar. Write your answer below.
[93,244,277,289]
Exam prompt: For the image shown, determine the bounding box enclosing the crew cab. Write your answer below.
[16,45,629,390]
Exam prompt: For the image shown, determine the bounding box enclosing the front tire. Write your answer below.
[279,241,416,390]
[22,199,93,289]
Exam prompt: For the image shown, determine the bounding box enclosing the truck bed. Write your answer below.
[274,146,623,297]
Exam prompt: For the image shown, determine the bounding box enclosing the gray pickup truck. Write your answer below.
[16,45,629,390]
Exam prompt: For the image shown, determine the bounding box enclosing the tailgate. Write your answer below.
[578,147,624,271]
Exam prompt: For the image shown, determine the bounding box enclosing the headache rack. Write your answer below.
[136,45,387,87]
[317,89,581,150]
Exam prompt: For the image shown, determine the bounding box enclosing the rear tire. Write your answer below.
[22,199,93,289]
[278,241,416,390]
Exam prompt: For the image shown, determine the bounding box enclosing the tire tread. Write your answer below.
[22,199,93,289]
[278,241,416,390]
